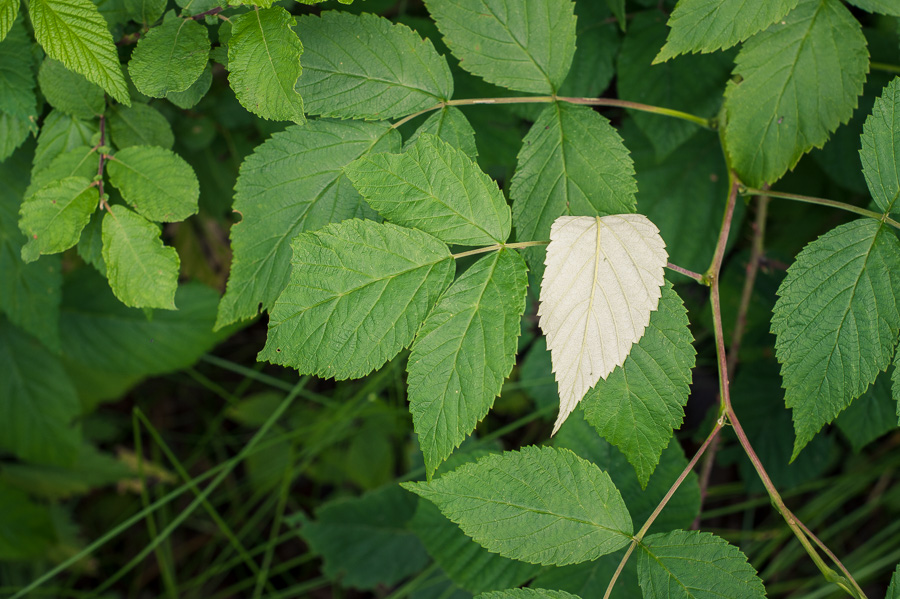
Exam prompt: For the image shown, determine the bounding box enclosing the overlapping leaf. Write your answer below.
[295,12,452,120]
[725,0,868,187]
[260,219,454,379]
[345,133,511,245]
[539,215,668,434]
[228,7,304,123]
[26,146,98,200]
[846,0,900,15]
[0,112,30,162]
[38,58,105,119]
[165,64,212,109]
[772,219,900,458]
[129,11,210,98]
[860,78,900,215]
[19,176,96,262]
[835,370,898,452]
[123,0,166,24]
[478,590,581,599]
[510,103,637,279]
[101,205,180,310]
[29,0,130,104]
[405,107,477,160]
[107,146,199,222]
[424,0,576,94]
[0,21,37,120]
[32,110,98,174]
[403,446,634,566]
[581,281,695,487]
[0,0,17,42]
[408,249,527,476]
[215,120,399,329]
[107,103,174,150]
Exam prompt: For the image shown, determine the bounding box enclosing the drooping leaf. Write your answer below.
[724,0,868,187]
[215,120,399,329]
[101,205,180,310]
[638,530,767,599]
[0,0,18,42]
[18,176,96,262]
[295,12,453,120]
[424,0,576,94]
[37,58,105,119]
[228,6,304,123]
[845,0,900,15]
[28,0,130,104]
[107,102,175,150]
[32,110,98,175]
[408,249,528,476]
[478,590,581,599]
[835,369,898,452]
[405,107,478,160]
[655,0,800,61]
[165,63,212,109]
[0,481,55,560]
[539,214,668,434]
[618,12,733,159]
[410,499,540,594]
[0,317,81,466]
[345,133,511,245]
[107,145,199,222]
[299,485,430,590]
[581,281,695,487]
[403,446,634,566]
[860,78,900,215]
[128,11,210,98]
[0,20,37,121]
[0,112,31,162]
[260,219,454,379]
[510,103,637,279]
[772,219,900,459]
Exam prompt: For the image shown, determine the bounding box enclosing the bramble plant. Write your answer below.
[3,0,900,597]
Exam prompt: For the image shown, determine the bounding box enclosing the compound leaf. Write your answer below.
[295,12,452,120]
[510,103,637,279]
[403,446,634,566]
[860,78,900,215]
[260,219,454,379]
[215,120,399,329]
[638,530,767,599]
[772,219,900,459]
[582,281,695,488]
[101,205,180,310]
[724,0,868,187]
[128,11,210,98]
[425,0,576,94]
[228,6,304,123]
[38,58,105,119]
[405,106,477,160]
[539,215,668,434]
[107,145,199,222]
[408,249,527,476]
[655,0,800,61]
[345,133,511,245]
[19,176,96,262]
[29,0,130,104]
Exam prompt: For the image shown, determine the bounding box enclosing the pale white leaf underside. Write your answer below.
[539,214,668,434]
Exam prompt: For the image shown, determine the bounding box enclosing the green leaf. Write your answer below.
[772,219,900,459]
[107,145,199,222]
[403,446,634,566]
[26,146,98,200]
[405,107,478,160]
[531,553,640,599]
[299,485,430,590]
[724,0,868,187]
[845,0,900,15]
[861,78,900,215]
[0,317,81,466]
[345,133,511,245]
[129,11,209,98]
[29,0,130,104]
[216,120,399,329]
[408,249,527,476]
[124,0,166,24]
[107,102,174,150]
[0,20,37,120]
[835,369,898,452]
[618,12,733,159]
[165,63,212,109]
[581,282,695,487]
[260,219,453,378]
[410,499,540,593]
[655,0,799,61]
[32,110,98,174]
[295,12,453,120]
[0,112,31,162]
[605,0,626,31]
[0,146,63,351]
[175,0,223,17]
[894,353,900,426]
[0,0,18,42]
[478,590,581,599]
[228,6,304,124]
[1,443,130,499]
[510,102,637,279]
[38,58,105,119]
[889,564,900,599]
[18,176,96,262]
[424,0,576,94]
[0,481,55,560]
[101,205,180,309]
[638,530,766,599]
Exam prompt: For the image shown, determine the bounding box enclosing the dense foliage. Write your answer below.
[2,0,900,597]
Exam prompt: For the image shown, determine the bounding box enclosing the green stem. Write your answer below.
[870,62,900,75]
[743,187,900,230]
[451,240,549,259]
